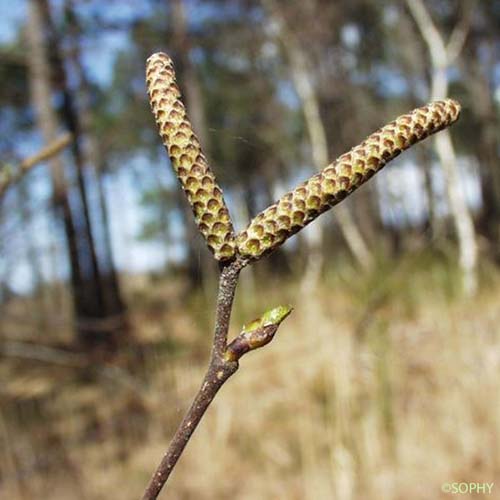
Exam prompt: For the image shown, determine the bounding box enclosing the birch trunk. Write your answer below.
[406,0,478,295]
[263,1,373,293]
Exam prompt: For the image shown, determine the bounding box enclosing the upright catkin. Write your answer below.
[237,99,461,259]
[146,52,236,261]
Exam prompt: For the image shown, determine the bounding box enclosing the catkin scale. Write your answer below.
[146,52,236,261]
[237,99,461,259]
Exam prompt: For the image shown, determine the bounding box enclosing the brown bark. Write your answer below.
[64,0,127,319]
[37,0,105,315]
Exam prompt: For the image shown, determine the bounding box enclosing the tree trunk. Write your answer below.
[263,0,373,292]
[417,143,443,241]
[435,130,477,293]
[406,0,478,295]
[38,0,105,311]
[26,0,127,351]
[462,52,500,254]
[64,0,128,323]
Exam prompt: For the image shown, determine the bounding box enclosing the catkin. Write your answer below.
[146,52,236,261]
[237,99,461,259]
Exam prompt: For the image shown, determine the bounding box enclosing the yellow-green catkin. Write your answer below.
[146,52,236,261]
[237,99,461,259]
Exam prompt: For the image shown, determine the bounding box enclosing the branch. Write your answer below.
[405,0,447,68]
[0,133,72,201]
[141,261,240,499]
[0,339,145,396]
[142,259,289,499]
[406,0,475,66]
[445,0,476,63]
[212,259,245,359]
[142,51,461,500]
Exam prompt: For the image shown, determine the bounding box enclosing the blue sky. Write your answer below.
[0,1,25,44]
[0,1,485,294]
[0,1,175,293]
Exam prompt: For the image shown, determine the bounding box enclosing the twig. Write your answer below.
[212,259,244,359]
[445,0,477,63]
[0,133,72,200]
[141,258,290,499]
[142,50,461,499]
[0,339,145,397]
[141,259,241,499]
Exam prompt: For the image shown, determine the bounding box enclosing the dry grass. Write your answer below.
[1,256,500,499]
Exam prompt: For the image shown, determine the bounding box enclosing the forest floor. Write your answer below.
[1,252,500,499]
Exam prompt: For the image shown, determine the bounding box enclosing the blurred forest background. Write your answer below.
[1,0,500,499]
